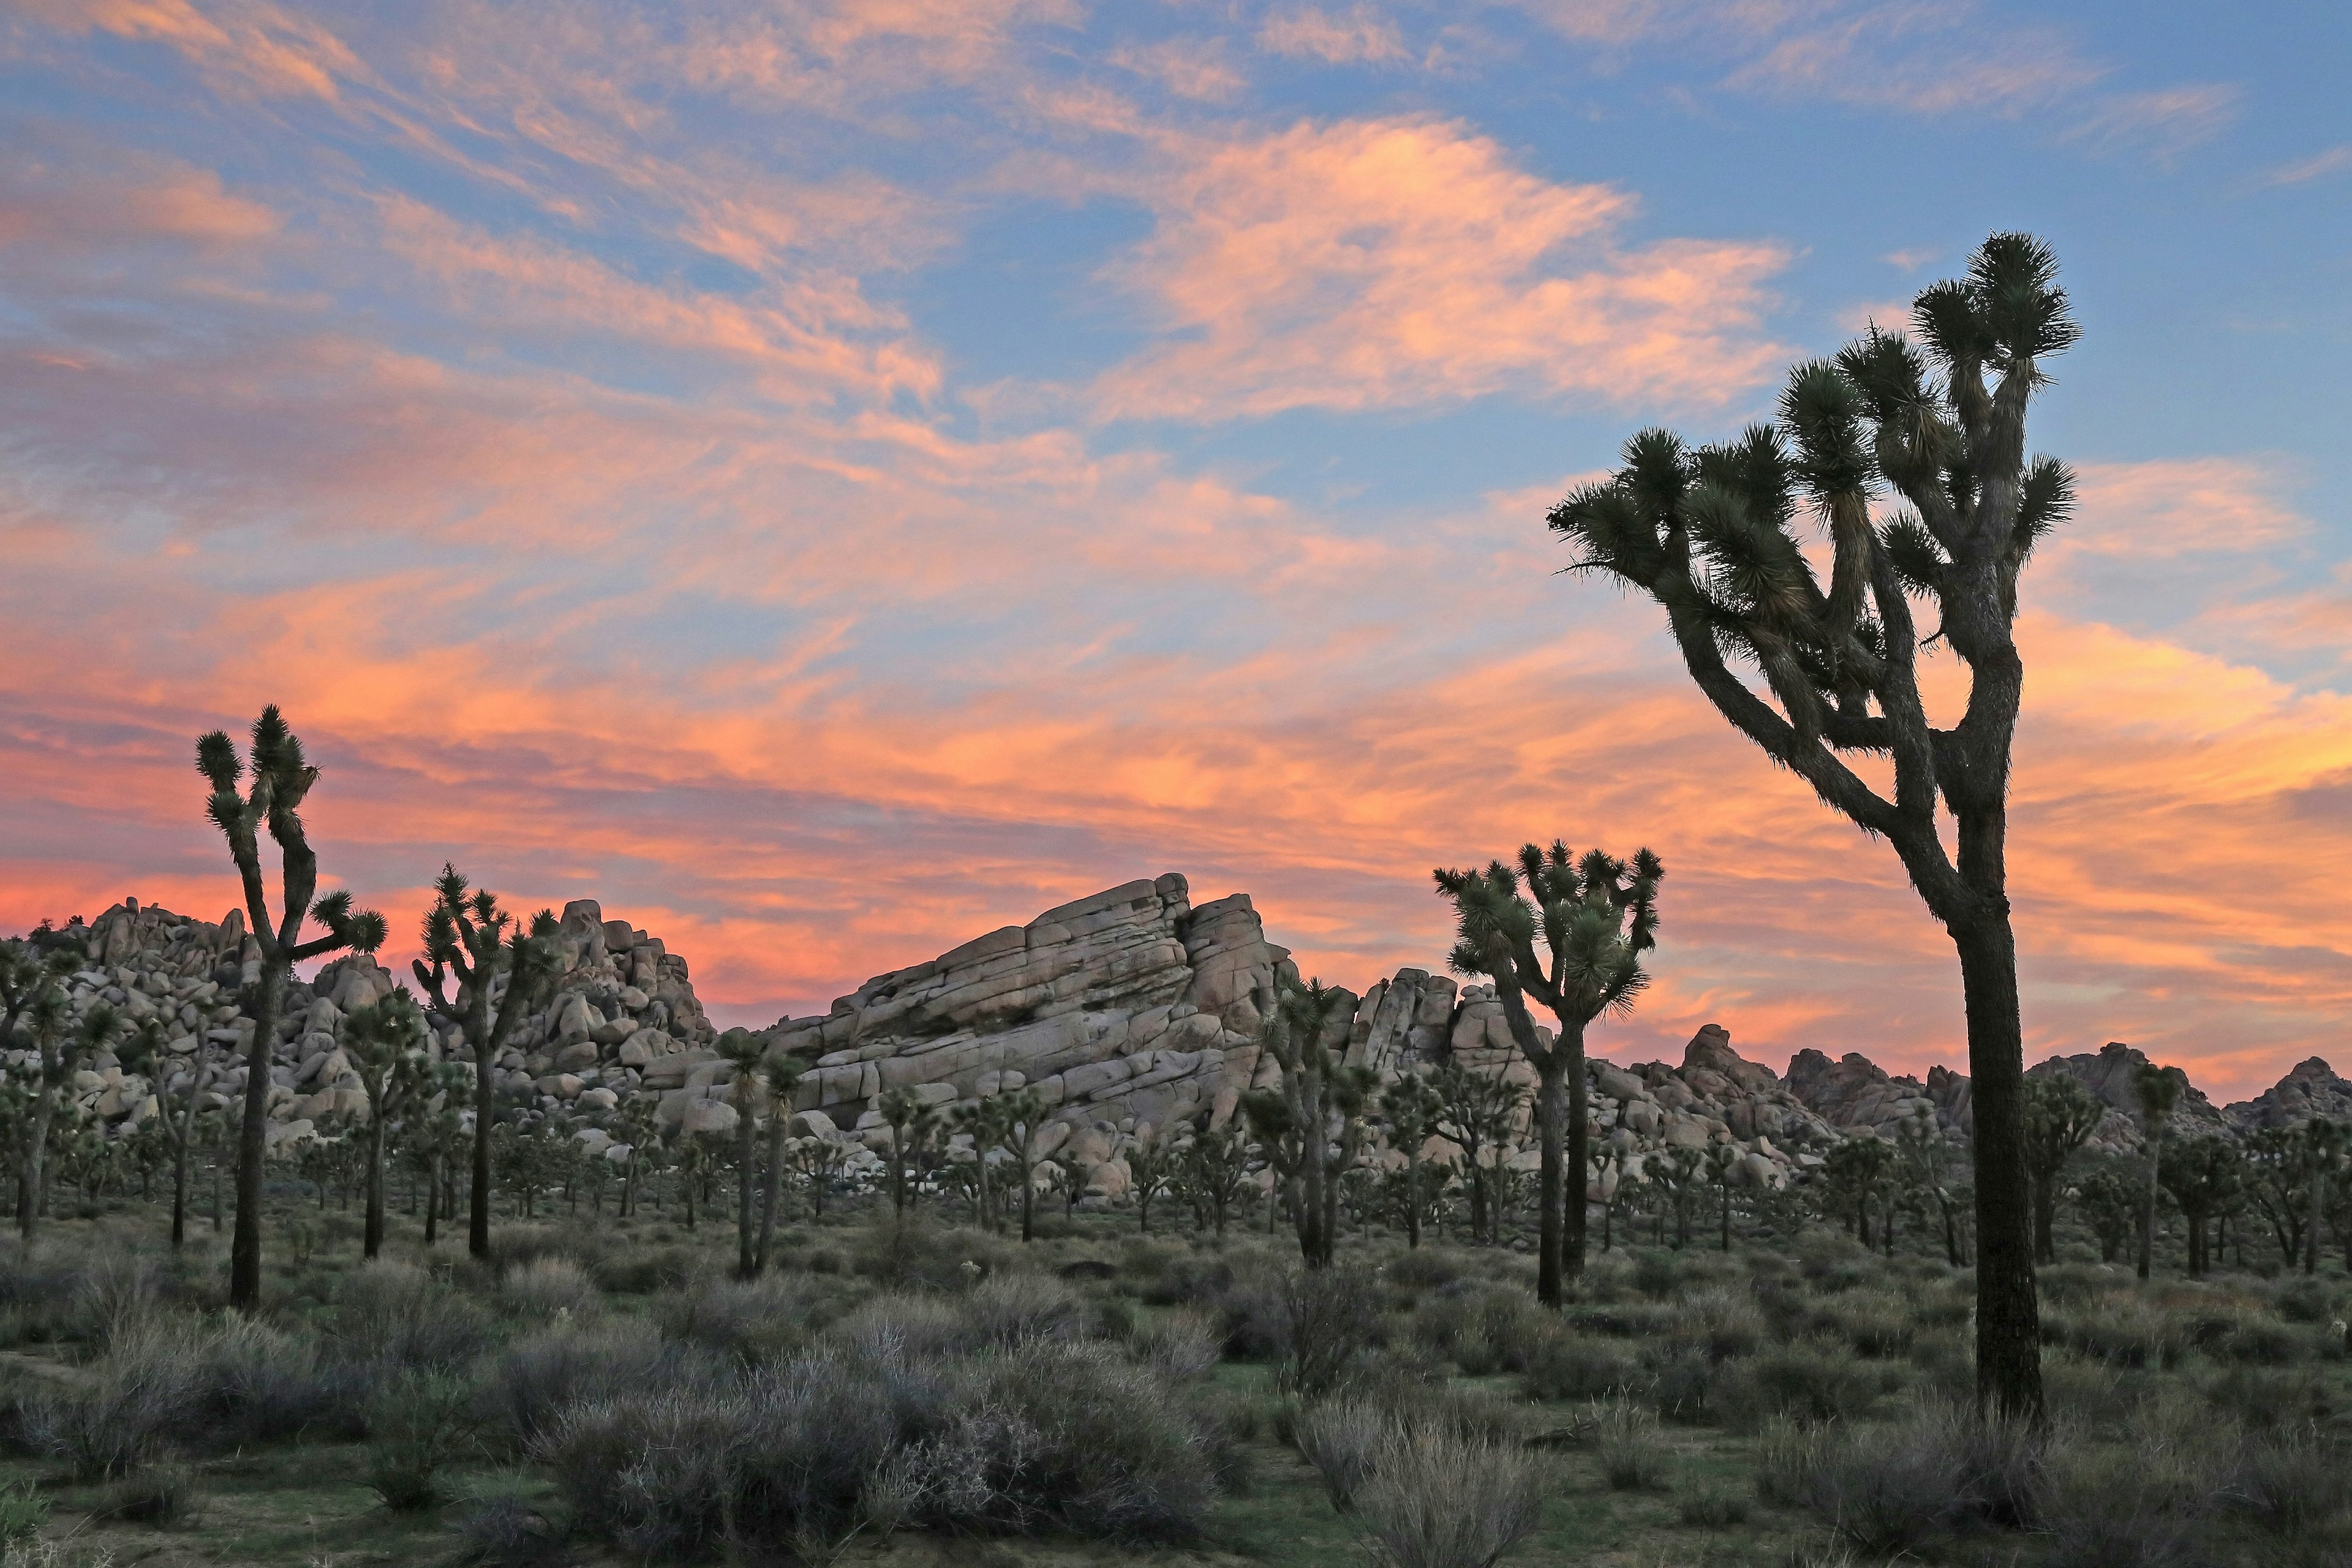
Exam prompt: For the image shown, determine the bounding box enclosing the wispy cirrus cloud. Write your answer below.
[1257,5,1412,65]
[2261,145,2352,187]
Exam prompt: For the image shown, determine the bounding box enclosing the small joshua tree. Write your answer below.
[1243,978,1374,1268]
[1428,1061,1523,1245]
[18,999,120,1240]
[2022,1074,2103,1264]
[1381,1073,1442,1250]
[2132,1061,2182,1281]
[197,707,387,1308]
[1178,1121,1253,1237]
[342,990,427,1260]
[409,864,559,1261]
[2157,1134,2241,1279]
[751,1050,805,1273]
[1548,233,2081,1420]
[1435,843,1661,1304]
[984,1088,1053,1243]
[713,1027,776,1278]
[1126,1126,1178,1235]
[2301,1116,2344,1278]
[876,1084,938,1219]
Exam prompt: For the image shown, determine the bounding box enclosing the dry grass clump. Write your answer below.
[1592,1394,1674,1491]
[500,1256,601,1321]
[1757,1398,2041,1555]
[1355,1422,1541,1568]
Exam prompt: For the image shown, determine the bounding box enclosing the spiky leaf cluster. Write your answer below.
[1434,840,1663,1035]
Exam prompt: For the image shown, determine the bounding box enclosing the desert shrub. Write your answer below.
[1354,1423,1541,1568]
[0,1480,48,1546]
[957,1272,1094,1348]
[1679,1487,1750,1526]
[1414,1284,1544,1378]
[502,1257,600,1321]
[1717,1340,1890,1430]
[74,1251,165,1349]
[1768,1399,2043,1554]
[2201,1362,2334,1431]
[660,1273,829,1363]
[1130,1308,1220,1382]
[1819,1286,1917,1357]
[450,1496,569,1567]
[1559,1300,1675,1338]
[0,1247,101,1347]
[336,1261,489,1373]
[24,1319,204,1479]
[2035,1436,2219,1568]
[1630,1250,1689,1299]
[2272,1275,2336,1324]
[484,1321,688,1452]
[2038,1262,2122,1306]
[1385,1249,1460,1293]
[1134,1249,1231,1309]
[1593,1395,1673,1491]
[1664,1286,1765,1360]
[368,1372,480,1510]
[1645,1346,1723,1423]
[1518,1327,1640,1402]
[853,1217,1012,1291]
[2226,1428,2352,1537]
[95,1463,200,1526]
[2211,1314,2326,1365]
[2049,1297,2187,1370]
[1277,1264,1383,1397]
[1293,1397,1392,1510]
[589,1243,697,1296]
[187,1314,354,1444]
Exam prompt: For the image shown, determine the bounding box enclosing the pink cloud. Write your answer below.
[1093,116,1791,419]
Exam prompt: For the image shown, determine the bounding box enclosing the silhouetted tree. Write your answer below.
[876,1085,938,1219]
[1435,843,1661,1305]
[2158,1134,2241,1279]
[196,708,387,1308]
[2022,1074,2103,1264]
[19,1000,119,1240]
[2075,1162,2141,1264]
[1549,234,2082,1419]
[409,864,558,1261]
[2302,1117,2344,1277]
[752,1052,805,1273]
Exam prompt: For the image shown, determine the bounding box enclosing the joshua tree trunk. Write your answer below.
[1956,918,2040,1411]
[755,1110,785,1275]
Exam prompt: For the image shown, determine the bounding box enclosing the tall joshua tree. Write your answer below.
[2022,1074,2103,1264]
[197,707,387,1310]
[1548,233,2080,1420]
[410,864,559,1261]
[1436,843,1660,1306]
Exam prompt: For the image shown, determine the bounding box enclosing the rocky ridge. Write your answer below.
[12,876,2350,1202]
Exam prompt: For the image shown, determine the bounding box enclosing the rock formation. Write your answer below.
[10,876,2348,1202]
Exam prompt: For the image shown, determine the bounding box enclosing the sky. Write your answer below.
[2,1,2348,1101]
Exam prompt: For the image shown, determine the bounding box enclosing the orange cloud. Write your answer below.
[18,0,361,99]
[1093,116,1791,419]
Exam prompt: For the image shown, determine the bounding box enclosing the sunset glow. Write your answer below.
[4,0,2346,1100]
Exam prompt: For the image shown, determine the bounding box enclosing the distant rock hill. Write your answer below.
[12,875,2350,1200]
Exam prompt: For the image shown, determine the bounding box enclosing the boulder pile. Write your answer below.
[12,876,2347,1202]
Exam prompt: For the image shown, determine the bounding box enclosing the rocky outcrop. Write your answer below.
[2226,1058,2352,1133]
[747,876,1292,1187]
[19,880,2352,1204]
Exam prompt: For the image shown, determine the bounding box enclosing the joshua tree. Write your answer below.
[1427,1061,1522,1245]
[341,990,426,1260]
[982,1088,1052,1243]
[1243,978,1374,1268]
[948,1095,1016,1234]
[1706,1142,1741,1252]
[2022,1074,2103,1264]
[1126,1128,1178,1235]
[409,864,559,1261]
[2132,1061,2183,1281]
[1899,1104,1970,1267]
[750,1051,807,1274]
[2301,1117,2344,1277]
[2242,1125,2313,1267]
[1179,1121,1253,1237]
[0,941,77,1070]
[196,707,387,1309]
[1548,234,2079,1420]
[876,1085,938,1219]
[1381,1073,1443,1250]
[1823,1134,1894,1247]
[1434,844,1661,1304]
[18,998,121,1240]
[712,1027,778,1278]
[2157,1134,2242,1279]
[146,1015,221,1251]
